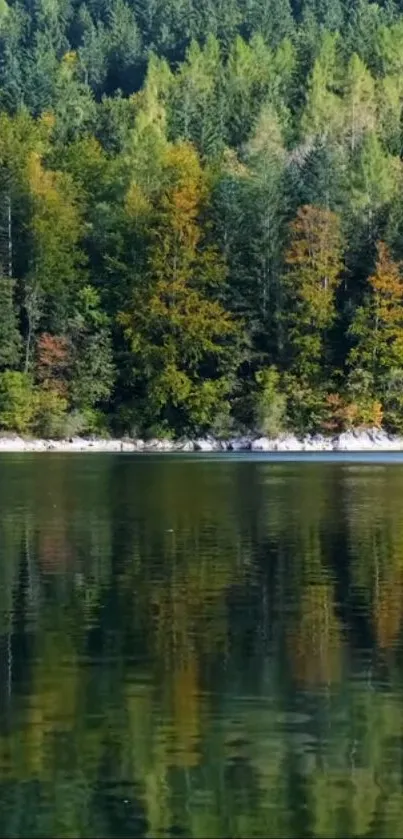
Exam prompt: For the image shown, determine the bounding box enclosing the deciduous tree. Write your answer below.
[283,204,344,382]
[119,141,241,434]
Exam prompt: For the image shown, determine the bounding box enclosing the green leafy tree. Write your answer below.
[169,35,225,158]
[0,4,28,111]
[105,0,142,94]
[349,241,403,429]
[26,149,85,344]
[301,32,344,141]
[52,51,96,144]
[0,370,35,432]
[77,7,109,93]
[34,387,68,437]
[119,142,241,434]
[376,73,403,155]
[343,53,376,152]
[346,132,400,292]
[254,366,287,437]
[68,285,115,412]
[283,204,344,384]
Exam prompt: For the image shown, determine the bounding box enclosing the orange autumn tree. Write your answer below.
[36,333,70,396]
[120,141,241,435]
[283,204,344,382]
[34,333,70,436]
[349,241,403,431]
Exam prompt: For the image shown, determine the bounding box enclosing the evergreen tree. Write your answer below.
[0,277,21,368]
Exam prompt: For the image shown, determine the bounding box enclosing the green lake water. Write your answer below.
[1,452,403,837]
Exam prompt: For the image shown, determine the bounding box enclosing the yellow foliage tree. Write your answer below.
[120,141,241,434]
[284,204,344,381]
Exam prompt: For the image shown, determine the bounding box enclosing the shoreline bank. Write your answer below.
[0,429,402,453]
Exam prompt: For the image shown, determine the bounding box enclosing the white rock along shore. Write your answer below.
[0,428,403,452]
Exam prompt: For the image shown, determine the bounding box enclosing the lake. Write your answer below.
[1,452,403,838]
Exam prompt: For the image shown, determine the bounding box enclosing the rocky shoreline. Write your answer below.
[0,428,403,453]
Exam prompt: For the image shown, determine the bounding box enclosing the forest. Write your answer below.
[1,0,403,438]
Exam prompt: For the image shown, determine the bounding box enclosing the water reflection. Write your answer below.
[0,455,403,836]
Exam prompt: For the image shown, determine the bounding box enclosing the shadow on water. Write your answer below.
[0,454,403,836]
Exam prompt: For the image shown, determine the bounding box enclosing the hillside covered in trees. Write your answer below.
[1,0,403,438]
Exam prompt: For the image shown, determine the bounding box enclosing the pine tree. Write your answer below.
[0,277,21,368]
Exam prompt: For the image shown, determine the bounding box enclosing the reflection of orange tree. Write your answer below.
[375,571,403,651]
[106,503,253,839]
[151,533,247,770]
[278,466,343,688]
[172,655,200,768]
[38,516,74,572]
[290,580,343,687]
[344,468,403,656]
[113,497,252,833]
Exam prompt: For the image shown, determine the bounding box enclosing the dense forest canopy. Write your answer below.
[1,0,403,437]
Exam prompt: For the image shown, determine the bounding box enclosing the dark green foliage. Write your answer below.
[68,285,115,411]
[0,277,21,369]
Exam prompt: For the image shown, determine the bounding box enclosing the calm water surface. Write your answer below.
[1,453,403,837]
